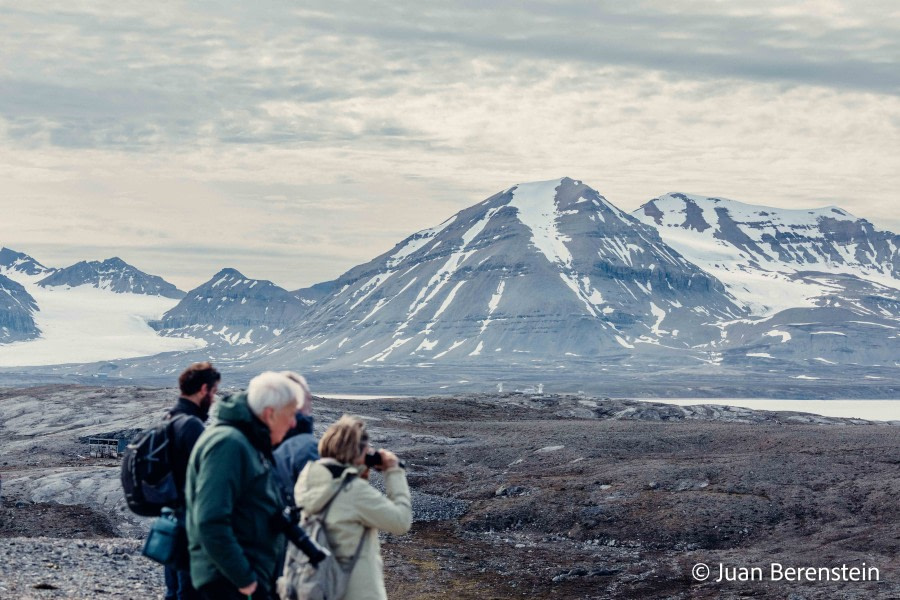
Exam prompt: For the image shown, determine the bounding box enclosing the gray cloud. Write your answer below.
[0,1,897,289]
[1,1,895,154]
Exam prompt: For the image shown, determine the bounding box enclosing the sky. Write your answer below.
[0,1,898,291]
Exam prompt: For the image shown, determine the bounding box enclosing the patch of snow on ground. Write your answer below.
[480,280,505,334]
[433,339,466,359]
[614,335,634,349]
[426,281,466,330]
[765,330,792,343]
[813,357,837,364]
[649,302,666,335]
[415,338,438,352]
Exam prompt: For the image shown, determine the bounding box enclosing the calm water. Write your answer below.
[636,398,900,421]
[317,393,900,421]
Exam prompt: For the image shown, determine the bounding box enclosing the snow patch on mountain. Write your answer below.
[509,179,575,267]
[634,193,900,316]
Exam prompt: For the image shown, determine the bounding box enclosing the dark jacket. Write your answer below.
[185,392,285,594]
[169,397,208,503]
[273,414,319,506]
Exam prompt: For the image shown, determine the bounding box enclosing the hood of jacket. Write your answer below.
[294,459,361,514]
[281,413,314,443]
[214,391,273,458]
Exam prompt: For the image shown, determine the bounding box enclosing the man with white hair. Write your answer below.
[185,372,302,600]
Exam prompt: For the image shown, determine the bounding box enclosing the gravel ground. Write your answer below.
[4,386,900,599]
[0,537,158,600]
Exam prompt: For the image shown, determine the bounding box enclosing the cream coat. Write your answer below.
[294,459,412,600]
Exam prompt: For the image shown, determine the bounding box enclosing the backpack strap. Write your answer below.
[318,474,355,520]
[314,473,370,572]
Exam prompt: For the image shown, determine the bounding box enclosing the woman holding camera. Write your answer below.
[293,415,412,600]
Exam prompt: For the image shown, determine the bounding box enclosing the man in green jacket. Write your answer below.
[185,371,302,600]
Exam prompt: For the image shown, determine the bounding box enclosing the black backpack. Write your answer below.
[120,414,188,517]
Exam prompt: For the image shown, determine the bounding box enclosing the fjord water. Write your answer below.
[640,398,900,421]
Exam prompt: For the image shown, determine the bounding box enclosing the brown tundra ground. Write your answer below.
[2,385,900,599]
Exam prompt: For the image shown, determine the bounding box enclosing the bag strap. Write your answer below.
[319,474,354,520]
[313,473,370,572]
[345,527,367,573]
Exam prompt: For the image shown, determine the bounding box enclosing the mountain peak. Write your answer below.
[0,247,52,277]
[152,267,308,346]
[212,267,245,279]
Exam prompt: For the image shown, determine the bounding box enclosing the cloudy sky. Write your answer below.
[1,1,898,291]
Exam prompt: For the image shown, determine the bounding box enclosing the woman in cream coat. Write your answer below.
[294,415,412,600]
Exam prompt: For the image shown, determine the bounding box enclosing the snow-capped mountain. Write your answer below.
[150,268,309,347]
[0,247,54,277]
[0,273,40,342]
[245,178,746,370]
[633,193,900,315]
[633,193,900,366]
[37,257,184,298]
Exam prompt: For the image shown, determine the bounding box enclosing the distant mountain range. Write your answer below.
[1,178,897,388]
[0,249,188,350]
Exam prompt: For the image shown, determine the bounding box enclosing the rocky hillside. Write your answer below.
[0,273,40,342]
[150,268,309,347]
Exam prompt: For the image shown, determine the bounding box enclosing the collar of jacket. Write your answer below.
[214,391,274,461]
[318,457,362,479]
[171,396,209,421]
[282,414,314,442]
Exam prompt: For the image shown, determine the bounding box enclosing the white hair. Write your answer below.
[247,371,302,417]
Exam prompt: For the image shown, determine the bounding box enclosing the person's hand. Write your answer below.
[378,449,399,469]
[239,580,258,596]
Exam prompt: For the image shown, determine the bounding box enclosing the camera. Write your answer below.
[364,450,406,470]
[364,451,382,468]
[274,507,329,567]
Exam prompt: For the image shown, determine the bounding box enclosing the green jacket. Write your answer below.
[185,392,285,593]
